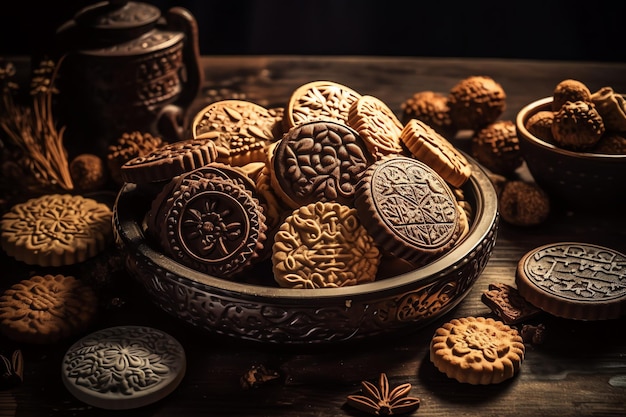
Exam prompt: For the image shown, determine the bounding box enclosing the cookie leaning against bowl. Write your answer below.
[120,137,218,184]
[158,175,267,279]
[347,94,405,158]
[515,242,626,320]
[272,201,380,289]
[430,316,525,385]
[191,99,279,166]
[354,155,461,267]
[270,120,375,209]
[284,80,362,130]
[1,194,112,267]
[0,274,98,344]
[400,119,472,188]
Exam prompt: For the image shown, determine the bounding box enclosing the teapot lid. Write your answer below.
[74,0,161,39]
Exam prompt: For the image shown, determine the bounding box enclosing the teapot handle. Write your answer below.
[164,7,203,117]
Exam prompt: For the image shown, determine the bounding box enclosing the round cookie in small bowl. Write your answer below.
[516,95,626,210]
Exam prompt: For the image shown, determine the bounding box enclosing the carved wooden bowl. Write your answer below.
[112,157,498,345]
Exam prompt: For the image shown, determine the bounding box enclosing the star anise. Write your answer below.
[346,373,420,416]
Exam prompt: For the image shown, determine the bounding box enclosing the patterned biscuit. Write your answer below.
[270,120,374,209]
[430,316,525,385]
[1,194,112,266]
[191,100,279,166]
[400,119,472,188]
[120,137,218,184]
[347,95,405,158]
[158,176,267,279]
[284,80,362,130]
[0,274,98,344]
[62,326,185,410]
[272,202,380,289]
[515,242,626,320]
[354,156,460,267]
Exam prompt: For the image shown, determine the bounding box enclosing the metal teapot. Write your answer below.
[55,0,202,158]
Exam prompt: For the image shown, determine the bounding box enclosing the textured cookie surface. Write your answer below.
[430,316,525,385]
[1,194,112,266]
[516,242,626,320]
[400,119,472,188]
[191,99,278,166]
[272,202,380,288]
[62,326,185,410]
[347,94,404,157]
[354,156,460,267]
[120,137,218,184]
[481,282,542,324]
[285,80,362,129]
[0,274,98,344]
[159,176,267,278]
[271,120,374,208]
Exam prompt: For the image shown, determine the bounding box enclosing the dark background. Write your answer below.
[1,0,625,62]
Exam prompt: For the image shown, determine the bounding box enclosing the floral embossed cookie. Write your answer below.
[62,326,185,410]
[272,202,380,289]
[430,316,525,385]
[191,99,279,166]
[0,274,98,344]
[347,95,405,158]
[1,194,112,266]
[284,80,362,130]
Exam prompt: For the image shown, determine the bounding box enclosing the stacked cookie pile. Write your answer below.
[120,81,478,289]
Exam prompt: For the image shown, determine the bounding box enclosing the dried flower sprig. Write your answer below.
[0,59,73,192]
[346,373,421,415]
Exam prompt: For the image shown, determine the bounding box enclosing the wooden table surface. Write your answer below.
[1,56,626,417]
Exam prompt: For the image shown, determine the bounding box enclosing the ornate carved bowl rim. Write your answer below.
[113,155,498,304]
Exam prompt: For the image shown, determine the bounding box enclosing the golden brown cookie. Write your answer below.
[191,99,278,166]
[400,119,472,188]
[0,274,98,344]
[354,156,460,267]
[284,80,362,130]
[272,202,380,288]
[1,194,112,266]
[120,137,218,184]
[347,94,405,158]
[430,316,525,385]
[516,242,626,320]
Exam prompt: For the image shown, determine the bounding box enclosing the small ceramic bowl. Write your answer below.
[112,158,498,345]
[516,96,626,210]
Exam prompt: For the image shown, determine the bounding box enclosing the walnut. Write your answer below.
[107,131,166,185]
[525,110,555,143]
[593,131,626,154]
[552,79,592,111]
[551,101,605,150]
[471,120,523,176]
[498,180,550,226]
[448,76,506,131]
[401,91,455,137]
[69,153,107,192]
